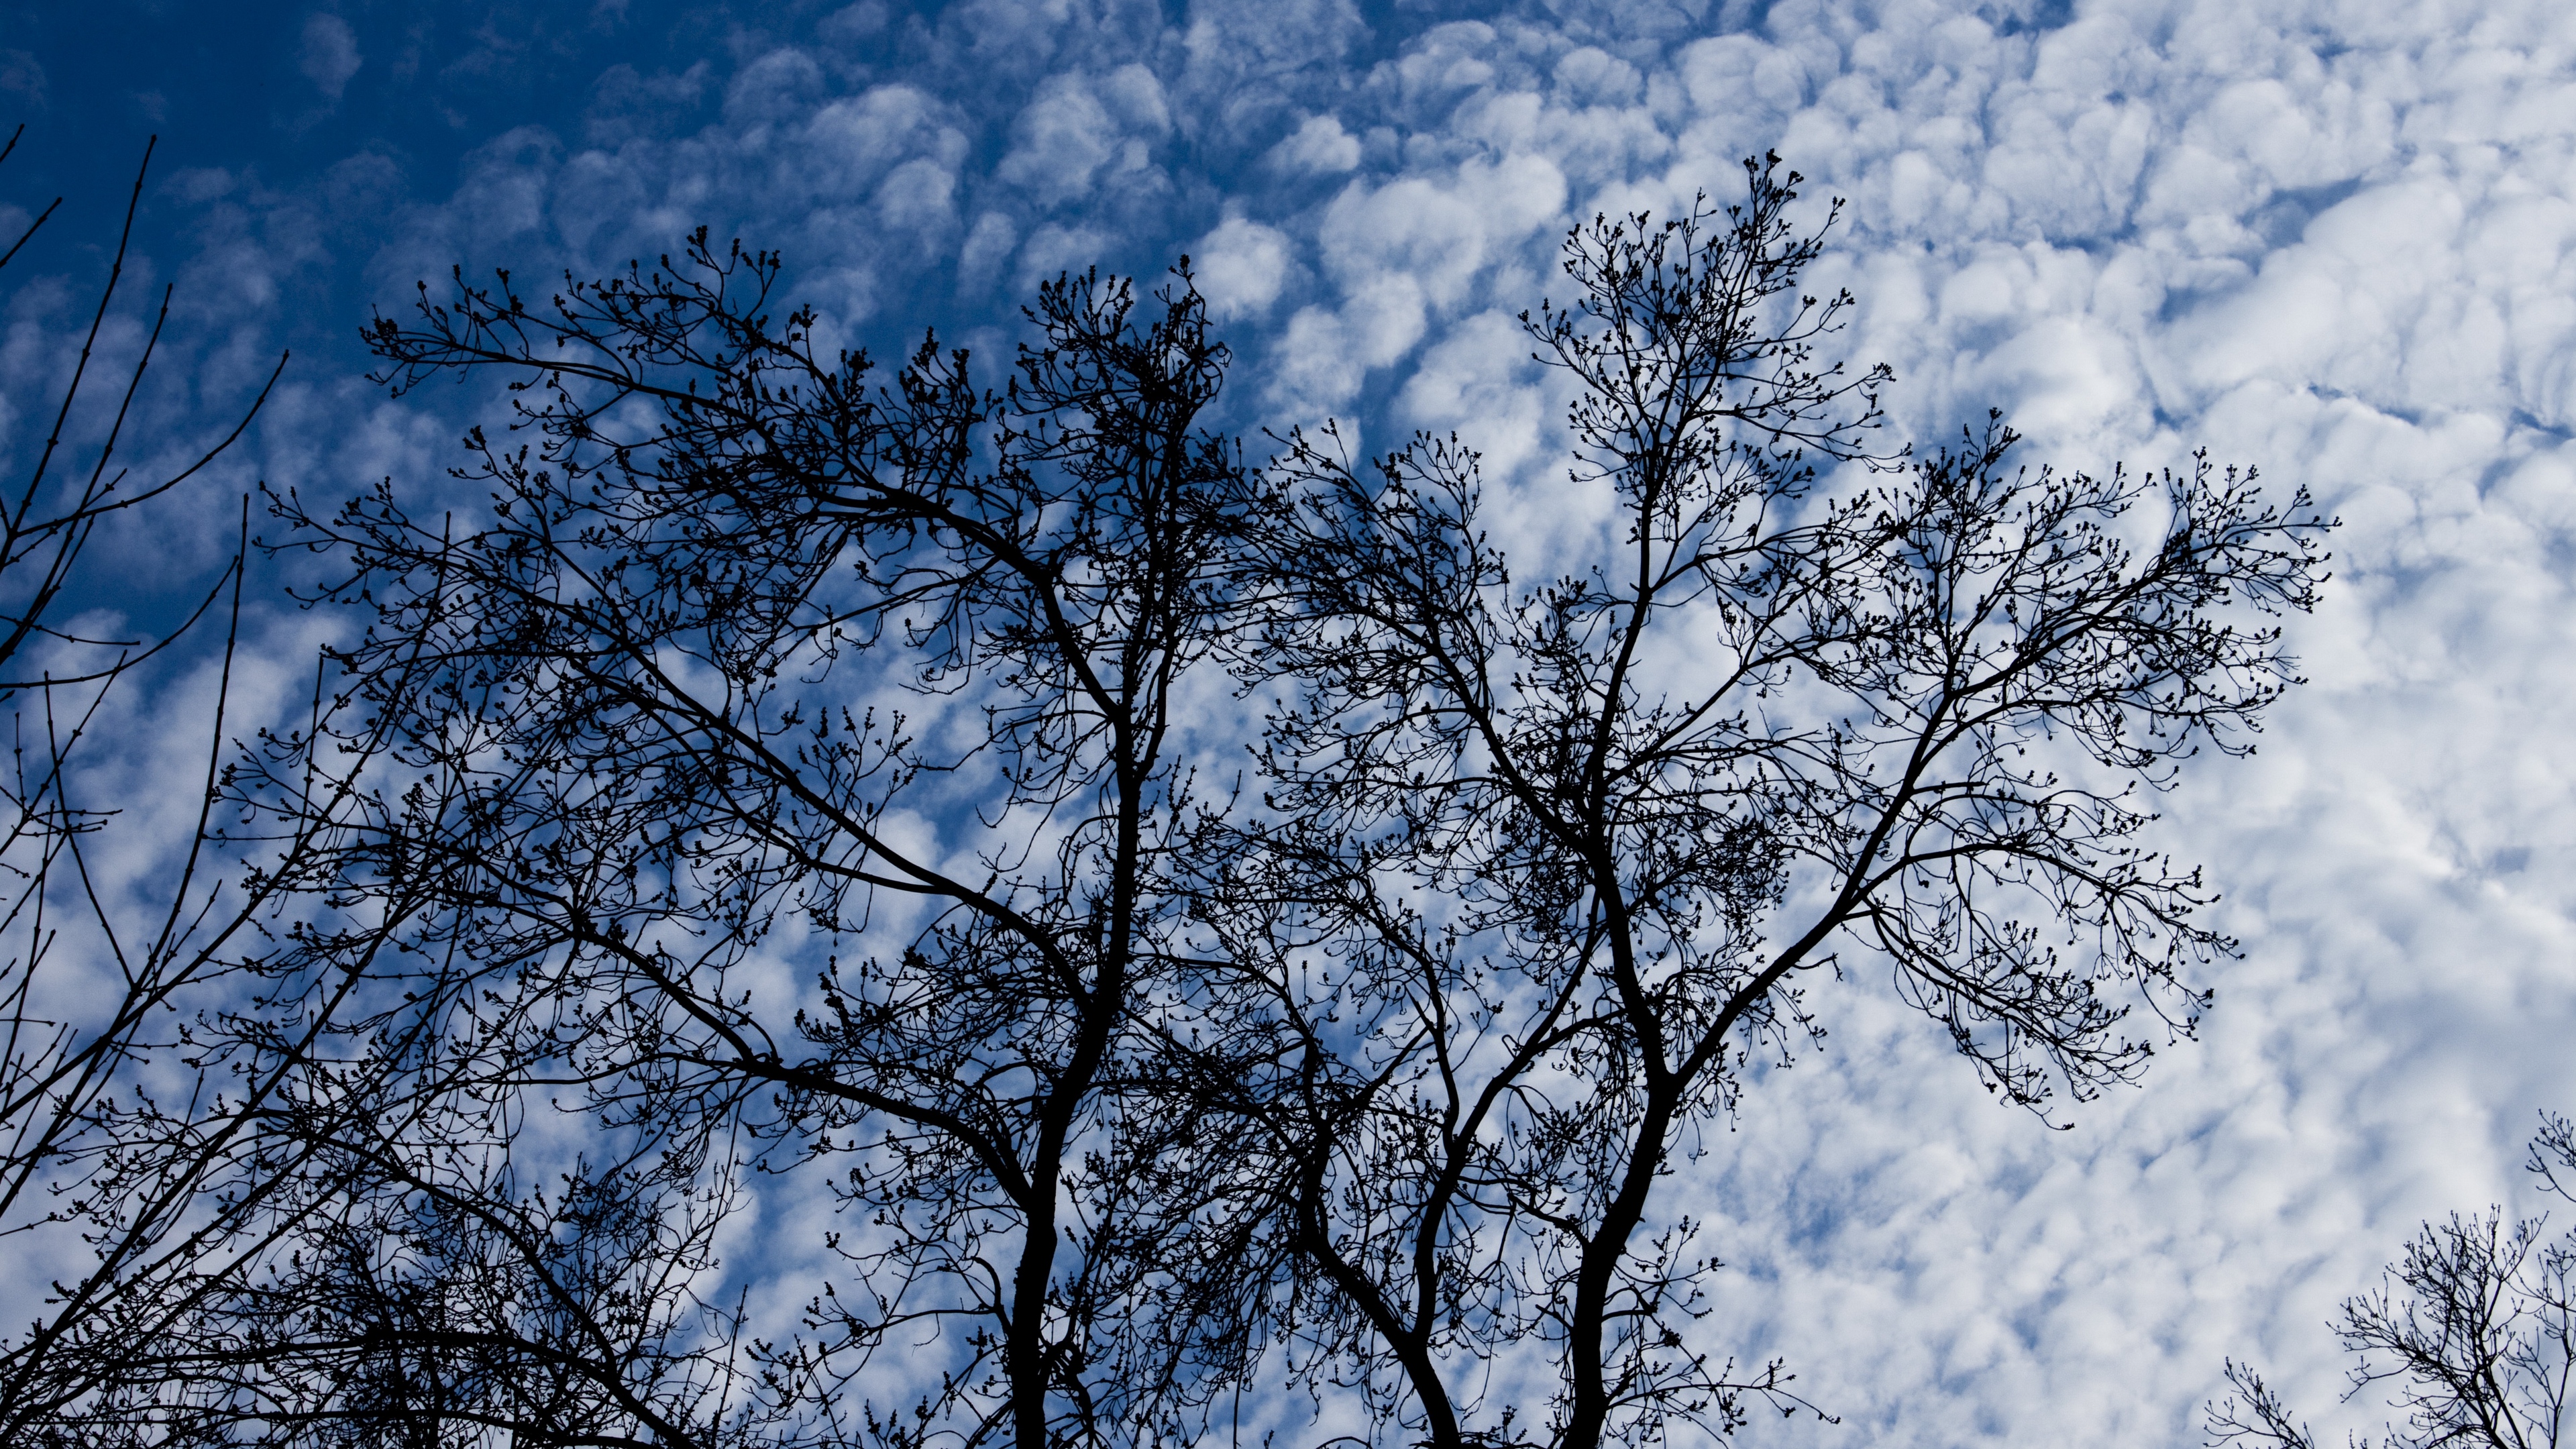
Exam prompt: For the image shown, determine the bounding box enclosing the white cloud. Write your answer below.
[818,1,890,45]
[0,47,46,110]
[1268,113,1364,174]
[875,156,960,239]
[299,13,362,103]
[1095,62,1171,136]
[1018,220,1112,291]
[1189,214,1290,320]
[1552,46,1641,108]
[959,211,1019,290]
[997,73,1128,206]
[1318,154,1565,309]
[802,86,969,206]
[1181,0,1366,79]
[1268,303,1374,413]
[724,47,827,129]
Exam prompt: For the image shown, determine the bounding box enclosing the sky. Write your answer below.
[5,0,2575,1443]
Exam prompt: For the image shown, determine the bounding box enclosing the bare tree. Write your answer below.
[2209,1113,2576,1449]
[1219,154,2333,1449]
[209,235,1282,1449]
[0,125,368,1444]
[57,152,2334,1449]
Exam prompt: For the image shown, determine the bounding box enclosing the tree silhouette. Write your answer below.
[2210,1113,2576,1449]
[1215,154,2332,1449]
[30,154,2332,1449]
[0,126,339,1446]
[207,236,1279,1448]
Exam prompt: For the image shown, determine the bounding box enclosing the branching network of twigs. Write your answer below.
[3,143,2337,1449]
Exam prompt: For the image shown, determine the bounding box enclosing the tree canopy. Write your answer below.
[5,152,2334,1449]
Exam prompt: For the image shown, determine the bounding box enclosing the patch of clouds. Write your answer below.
[959,210,1019,291]
[1268,302,1391,417]
[449,125,562,247]
[873,155,961,241]
[817,1,890,46]
[162,167,237,205]
[1180,0,1368,82]
[723,46,828,130]
[1094,62,1171,136]
[0,48,44,110]
[1018,220,1113,292]
[1373,21,1517,129]
[1551,46,1640,107]
[1267,113,1362,174]
[1189,213,1291,321]
[1392,309,1577,551]
[584,60,712,147]
[1173,0,1369,153]
[802,85,970,205]
[1327,156,1563,303]
[1265,152,1565,411]
[996,70,1165,207]
[299,14,364,103]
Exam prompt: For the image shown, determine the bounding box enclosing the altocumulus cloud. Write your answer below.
[6,0,2575,1442]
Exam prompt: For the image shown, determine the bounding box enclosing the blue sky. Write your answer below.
[7,0,2575,1443]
